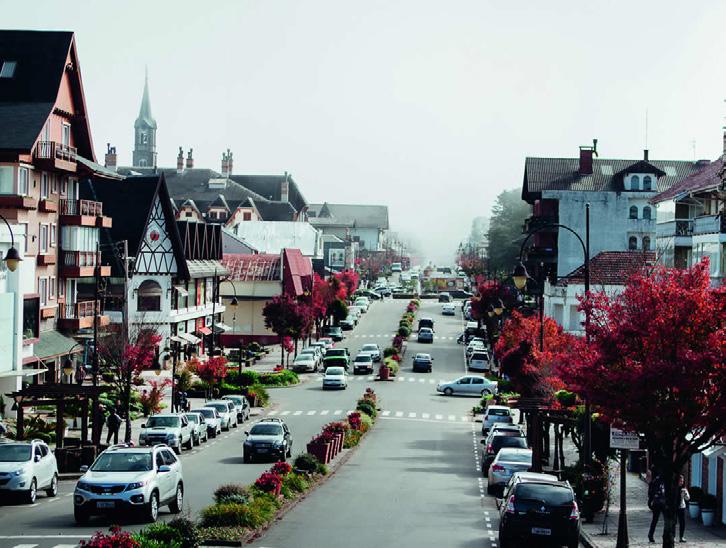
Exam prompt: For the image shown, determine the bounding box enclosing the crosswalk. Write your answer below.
[266,408,472,423]
[311,374,447,385]
[4,543,82,548]
[349,334,457,340]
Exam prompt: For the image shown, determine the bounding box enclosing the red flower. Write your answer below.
[255,472,282,492]
[271,461,292,476]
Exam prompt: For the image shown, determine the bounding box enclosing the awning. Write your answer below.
[34,330,84,361]
[196,326,212,336]
[173,285,189,297]
[170,335,187,344]
[214,323,231,333]
[178,332,201,345]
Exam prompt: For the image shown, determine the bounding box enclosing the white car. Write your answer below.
[354,298,369,312]
[191,407,223,438]
[205,401,238,431]
[482,405,514,434]
[353,352,374,375]
[468,350,492,372]
[0,440,58,503]
[138,413,194,454]
[292,353,318,372]
[348,306,362,321]
[322,366,348,390]
[442,303,457,315]
[466,340,487,358]
[74,444,183,523]
[360,343,381,361]
[437,375,498,397]
[300,346,323,367]
[184,412,209,445]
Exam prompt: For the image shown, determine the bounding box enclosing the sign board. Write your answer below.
[610,427,640,450]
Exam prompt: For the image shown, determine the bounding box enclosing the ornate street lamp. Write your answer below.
[494,299,504,316]
[0,214,22,272]
[512,262,528,291]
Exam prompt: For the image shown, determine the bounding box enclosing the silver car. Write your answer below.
[192,407,222,438]
[184,412,208,445]
[222,394,251,423]
[437,375,498,397]
[482,405,514,434]
[487,447,533,496]
[205,401,238,431]
[0,440,58,503]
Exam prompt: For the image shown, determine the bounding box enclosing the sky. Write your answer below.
[4,0,726,263]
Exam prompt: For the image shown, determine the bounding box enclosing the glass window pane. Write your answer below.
[0,166,13,194]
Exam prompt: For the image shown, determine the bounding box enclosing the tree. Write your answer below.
[336,270,359,297]
[562,260,725,548]
[328,298,349,326]
[192,356,228,400]
[263,294,306,367]
[486,189,530,275]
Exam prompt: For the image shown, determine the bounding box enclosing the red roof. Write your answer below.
[652,158,722,203]
[282,248,312,297]
[221,253,281,281]
[558,251,655,287]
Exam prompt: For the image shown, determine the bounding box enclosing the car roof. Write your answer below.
[511,472,559,483]
[497,447,532,455]
[487,405,511,411]
[105,444,156,453]
[361,343,378,348]
[148,413,182,418]
[356,352,373,358]
[419,327,433,332]
[415,353,431,358]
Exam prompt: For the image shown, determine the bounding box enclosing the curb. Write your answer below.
[579,529,598,548]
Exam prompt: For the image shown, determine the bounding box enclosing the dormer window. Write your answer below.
[631,175,640,191]
[643,176,652,191]
[0,61,17,78]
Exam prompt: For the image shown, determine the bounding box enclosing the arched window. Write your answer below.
[137,279,162,311]
[643,206,652,220]
[629,206,638,219]
[628,236,638,250]
[643,176,652,191]
[631,175,640,190]
[643,236,651,251]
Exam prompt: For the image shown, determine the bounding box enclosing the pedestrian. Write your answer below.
[647,468,666,543]
[677,474,690,543]
[105,407,122,445]
[177,390,187,413]
[75,364,86,385]
[0,416,6,439]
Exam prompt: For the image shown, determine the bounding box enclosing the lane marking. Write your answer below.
[306,410,316,416]
[320,410,329,415]
[421,413,430,419]
[333,410,342,415]
[408,412,417,418]
[448,415,456,421]
[395,411,404,417]
[293,411,303,416]
[381,410,391,416]
[435,414,443,420]
[280,411,290,416]
[267,410,279,416]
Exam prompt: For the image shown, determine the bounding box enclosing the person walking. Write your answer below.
[75,364,86,385]
[105,407,122,445]
[177,390,188,413]
[647,469,666,543]
[677,474,690,543]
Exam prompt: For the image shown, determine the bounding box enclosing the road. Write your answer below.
[0,297,507,548]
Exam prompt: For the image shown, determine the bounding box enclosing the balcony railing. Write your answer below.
[60,199,103,217]
[656,219,693,238]
[35,141,77,162]
[693,214,725,235]
[59,300,99,320]
[62,250,99,268]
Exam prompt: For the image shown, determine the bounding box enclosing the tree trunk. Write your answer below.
[294,337,299,358]
[280,336,285,369]
[660,468,679,548]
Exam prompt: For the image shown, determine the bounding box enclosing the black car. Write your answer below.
[438,292,452,303]
[499,478,580,548]
[322,326,344,341]
[243,418,293,462]
[481,432,528,475]
[412,353,433,372]
[417,317,434,331]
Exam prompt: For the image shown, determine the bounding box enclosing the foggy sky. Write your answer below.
[4,0,726,263]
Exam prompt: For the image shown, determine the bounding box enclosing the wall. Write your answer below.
[544,280,625,334]
[232,221,322,257]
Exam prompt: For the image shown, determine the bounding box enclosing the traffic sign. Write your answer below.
[609,427,640,450]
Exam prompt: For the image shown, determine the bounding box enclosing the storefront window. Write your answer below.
[23,297,39,340]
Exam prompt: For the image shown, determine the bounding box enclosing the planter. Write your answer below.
[307,441,332,464]
[379,365,390,381]
[688,502,700,520]
[337,432,345,453]
[701,508,715,527]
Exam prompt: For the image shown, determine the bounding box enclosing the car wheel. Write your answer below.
[46,473,58,497]
[145,491,159,522]
[169,483,183,514]
[185,436,193,450]
[481,389,491,396]
[243,452,251,463]
[74,506,90,525]
[173,445,181,455]
[287,445,292,458]
[567,541,579,548]
[24,478,37,504]
[233,420,238,428]
[444,388,453,396]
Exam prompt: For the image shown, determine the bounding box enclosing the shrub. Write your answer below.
[383,358,399,376]
[316,463,329,475]
[214,483,250,505]
[197,526,247,543]
[247,384,270,407]
[254,472,282,493]
[283,472,309,493]
[359,412,373,432]
[135,523,182,547]
[294,453,320,473]
[200,503,253,527]
[166,517,201,548]
[259,370,299,386]
[383,346,398,358]
[347,412,362,430]
[271,461,292,476]
[80,527,140,548]
[344,429,363,448]
[397,326,411,337]
[554,389,577,408]
[356,400,377,418]
[226,369,260,387]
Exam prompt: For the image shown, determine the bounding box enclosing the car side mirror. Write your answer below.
[80,465,89,473]
[141,423,146,428]
[158,465,171,473]
[244,431,249,435]
[34,454,41,462]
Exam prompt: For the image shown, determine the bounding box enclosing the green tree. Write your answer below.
[486,189,530,275]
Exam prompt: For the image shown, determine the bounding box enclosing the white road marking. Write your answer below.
[267,410,279,415]
[367,375,375,380]
[461,416,469,422]
[280,411,290,416]
[422,413,430,419]
[408,378,415,382]
[333,410,342,415]
[51,545,78,548]
[397,377,404,382]
[381,410,391,416]
[320,410,329,415]
[435,414,443,420]
[408,412,417,418]
[429,379,436,384]
[448,415,456,421]
[395,411,404,417]
[419,378,425,383]
[11,544,39,548]
[293,411,303,416]
[306,410,316,415]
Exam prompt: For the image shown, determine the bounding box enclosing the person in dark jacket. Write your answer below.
[647,469,666,543]
[105,407,122,445]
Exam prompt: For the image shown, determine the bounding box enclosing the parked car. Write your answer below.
[347,306,362,321]
[0,440,58,503]
[437,375,498,397]
[487,447,533,496]
[482,407,516,435]
[466,339,487,358]
[411,353,434,372]
[374,287,392,297]
[322,325,344,341]
[184,412,209,445]
[360,343,381,361]
[138,413,194,454]
[340,315,356,331]
[442,303,457,315]
[322,366,348,390]
[204,401,238,431]
[418,317,435,331]
[468,350,492,372]
[74,444,183,523]
[353,352,374,375]
[481,430,528,476]
[417,327,434,343]
[222,394,251,423]
[244,419,292,462]
[317,337,335,349]
[438,292,452,303]
[354,297,370,311]
[293,353,319,372]
[191,407,222,438]
[499,476,580,548]
[299,346,323,367]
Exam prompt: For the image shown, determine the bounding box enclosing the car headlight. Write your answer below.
[125,481,146,491]
[12,469,26,477]
[76,481,90,491]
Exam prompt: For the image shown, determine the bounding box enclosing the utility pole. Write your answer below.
[91,241,101,445]
[584,203,592,467]
[210,267,217,356]
[121,240,132,443]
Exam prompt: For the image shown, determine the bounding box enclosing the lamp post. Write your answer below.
[0,214,22,273]
[63,343,84,384]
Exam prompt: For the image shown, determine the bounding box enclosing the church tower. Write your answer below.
[132,69,157,168]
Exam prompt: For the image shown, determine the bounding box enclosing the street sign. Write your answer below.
[609,427,640,450]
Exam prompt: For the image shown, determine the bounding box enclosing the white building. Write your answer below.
[307,203,389,252]
[228,221,322,258]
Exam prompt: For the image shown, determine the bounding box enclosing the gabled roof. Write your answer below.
[208,194,230,211]
[651,158,722,204]
[307,203,389,229]
[252,199,296,221]
[522,157,699,201]
[557,251,655,287]
[229,174,307,213]
[221,253,281,281]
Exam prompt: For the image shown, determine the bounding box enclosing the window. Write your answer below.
[631,175,640,190]
[185,211,193,218]
[139,158,147,167]
[40,173,49,199]
[39,278,48,306]
[643,176,652,191]
[18,167,28,196]
[628,236,638,250]
[643,237,651,251]
[137,279,162,311]
[49,277,56,299]
[50,223,56,247]
[59,279,64,298]
[0,61,17,78]
[643,206,652,220]
[42,120,50,142]
[61,123,70,147]
[243,211,251,221]
[19,222,28,252]
[0,166,13,194]
[39,224,48,253]
[155,452,164,469]
[22,297,39,340]
[51,174,58,194]
[629,206,638,219]
[141,132,148,145]
[61,178,67,195]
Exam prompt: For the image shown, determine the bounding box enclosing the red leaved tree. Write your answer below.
[263,294,307,366]
[336,269,359,297]
[193,356,228,399]
[562,260,725,548]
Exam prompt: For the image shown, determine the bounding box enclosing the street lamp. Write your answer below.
[0,214,22,272]
[494,299,504,316]
[512,262,528,291]
[487,304,495,318]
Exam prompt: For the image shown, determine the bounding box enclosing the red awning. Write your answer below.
[197,327,212,336]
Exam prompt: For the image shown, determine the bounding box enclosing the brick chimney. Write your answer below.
[104,143,117,170]
[227,149,233,176]
[186,148,194,169]
[281,171,290,203]
[578,138,598,175]
[221,152,228,177]
[176,147,184,173]
[221,148,233,177]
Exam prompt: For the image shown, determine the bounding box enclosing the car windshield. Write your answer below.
[420,328,432,334]
[250,424,282,436]
[185,414,199,423]
[195,408,216,418]
[326,367,345,375]
[0,444,31,462]
[361,345,377,352]
[91,452,153,472]
[300,349,316,355]
[206,403,228,413]
[294,355,311,362]
[498,451,531,463]
[487,409,510,416]
[493,436,528,450]
[355,355,372,362]
[145,416,180,428]
[224,397,243,405]
[472,353,489,360]
[516,484,573,505]
[415,354,430,360]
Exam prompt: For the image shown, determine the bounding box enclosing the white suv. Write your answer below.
[138,414,194,454]
[0,440,58,503]
[74,444,183,523]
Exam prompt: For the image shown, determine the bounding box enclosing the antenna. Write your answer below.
[690,139,696,161]
[645,108,649,150]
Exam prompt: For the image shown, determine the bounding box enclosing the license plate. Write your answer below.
[531,527,551,536]
[97,501,115,509]
[257,448,268,453]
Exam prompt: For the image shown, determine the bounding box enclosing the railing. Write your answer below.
[35,141,77,162]
[693,214,725,235]
[62,250,99,268]
[59,199,103,216]
[59,300,97,320]
[656,219,693,238]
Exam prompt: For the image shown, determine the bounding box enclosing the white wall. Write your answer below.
[232,221,322,257]
[545,280,625,334]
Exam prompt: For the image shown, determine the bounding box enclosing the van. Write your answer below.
[468,350,491,372]
[418,317,434,331]
[438,292,452,303]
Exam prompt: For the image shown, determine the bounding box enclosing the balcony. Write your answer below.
[39,199,58,213]
[34,141,77,173]
[523,215,558,234]
[37,253,56,266]
[60,250,111,278]
[58,300,110,330]
[692,215,726,235]
[656,219,693,240]
[0,194,37,210]
[59,199,112,228]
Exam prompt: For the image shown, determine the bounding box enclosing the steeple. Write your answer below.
[132,68,157,168]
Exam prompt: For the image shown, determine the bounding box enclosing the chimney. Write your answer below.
[176,147,184,173]
[221,148,233,177]
[227,149,233,176]
[281,171,290,203]
[221,152,228,177]
[186,148,194,169]
[104,143,117,170]
[578,138,598,175]
[644,149,649,161]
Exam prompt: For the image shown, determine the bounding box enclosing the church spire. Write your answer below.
[132,68,158,168]
[135,67,157,130]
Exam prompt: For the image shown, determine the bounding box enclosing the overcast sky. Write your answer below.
[4,0,726,263]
